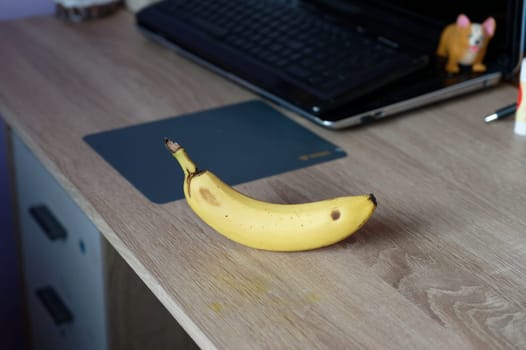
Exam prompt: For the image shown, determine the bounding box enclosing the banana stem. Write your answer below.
[164,138,197,174]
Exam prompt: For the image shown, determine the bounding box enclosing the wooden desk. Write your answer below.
[1,10,526,349]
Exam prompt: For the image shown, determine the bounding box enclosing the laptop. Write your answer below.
[136,0,525,129]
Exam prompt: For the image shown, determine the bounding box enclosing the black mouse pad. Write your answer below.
[84,101,346,203]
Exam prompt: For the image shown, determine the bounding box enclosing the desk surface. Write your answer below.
[2,11,526,349]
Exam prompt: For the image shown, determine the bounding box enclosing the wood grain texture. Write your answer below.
[1,10,526,349]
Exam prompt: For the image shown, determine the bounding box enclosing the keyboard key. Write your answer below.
[286,66,311,80]
[187,17,229,38]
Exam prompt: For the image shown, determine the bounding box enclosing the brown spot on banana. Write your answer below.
[331,209,341,221]
[199,188,221,206]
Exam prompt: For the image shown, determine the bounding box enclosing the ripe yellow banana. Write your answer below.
[165,138,376,251]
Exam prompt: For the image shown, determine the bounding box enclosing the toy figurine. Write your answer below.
[436,14,496,73]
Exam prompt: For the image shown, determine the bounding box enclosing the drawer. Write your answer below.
[27,285,74,350]
[12,133,108,350]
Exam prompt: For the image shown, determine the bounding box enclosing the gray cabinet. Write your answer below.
[13,133,108,350]
[12,132,198,350]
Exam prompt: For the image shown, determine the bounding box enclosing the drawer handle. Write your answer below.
[29,205,67,240]
[36,286,74,325]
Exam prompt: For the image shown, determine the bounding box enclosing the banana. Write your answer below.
[165,138,376,251]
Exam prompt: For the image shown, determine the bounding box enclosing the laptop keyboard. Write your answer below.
[142,0,427,108]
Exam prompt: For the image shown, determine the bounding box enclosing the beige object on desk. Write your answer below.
[54,0,122,21]
[1,11,526,350]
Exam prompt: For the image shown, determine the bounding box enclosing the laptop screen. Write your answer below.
[316,0,522,71]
